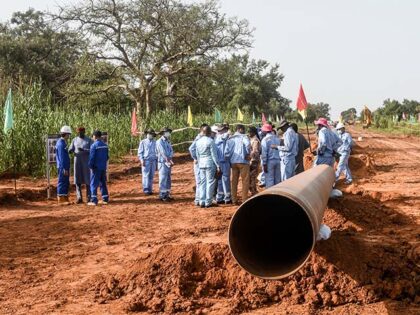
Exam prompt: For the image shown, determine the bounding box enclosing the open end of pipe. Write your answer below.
[229,194,314,279]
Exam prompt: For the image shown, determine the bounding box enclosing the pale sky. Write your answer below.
[1,0,419,118]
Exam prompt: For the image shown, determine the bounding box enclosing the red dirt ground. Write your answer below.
[0,128,419,314]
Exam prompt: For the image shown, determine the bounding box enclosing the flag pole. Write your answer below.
[304,118,312,149]
[12,128,17,197]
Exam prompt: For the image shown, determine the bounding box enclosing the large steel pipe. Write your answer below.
[228,165,335,279]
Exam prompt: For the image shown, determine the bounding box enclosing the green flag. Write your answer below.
[3,88,13,134]
[215,108,222,123]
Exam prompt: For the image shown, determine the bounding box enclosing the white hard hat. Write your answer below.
[60,125,72,134]
[211,125,218,133]
[335,122,345,130]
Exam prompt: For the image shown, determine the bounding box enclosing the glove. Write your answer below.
[215,167,222,179]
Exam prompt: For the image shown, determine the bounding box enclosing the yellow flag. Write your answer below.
[187,106,193,127]
[237,108,244,122]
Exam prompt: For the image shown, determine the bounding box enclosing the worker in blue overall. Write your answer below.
[56,125,72,204]
[88,130,109,206]
[156,127,174,202]
[275,120,298,181]
[261,124,281,188]
[313,118,342,167]
[335,123,353,184]
[189,124,208,206]
[138,128,158,195]
[215,124,232,204]
[196,125,221,208]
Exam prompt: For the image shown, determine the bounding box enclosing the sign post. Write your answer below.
[45,134,60,199]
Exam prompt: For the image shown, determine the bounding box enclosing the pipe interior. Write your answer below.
[229,194,314,278]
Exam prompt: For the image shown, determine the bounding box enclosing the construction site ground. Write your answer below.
[0,127,418,315]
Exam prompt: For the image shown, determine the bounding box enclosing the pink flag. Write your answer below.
[131,108,138,136]
[262,113,267,124]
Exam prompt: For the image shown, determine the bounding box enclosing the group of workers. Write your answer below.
[55,126,109,205]
[55,117,353,207]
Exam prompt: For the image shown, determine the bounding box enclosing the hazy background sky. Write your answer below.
[1,0,419,118]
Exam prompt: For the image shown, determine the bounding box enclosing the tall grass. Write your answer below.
[0,83,131,176]
[0,83,257,176]
[373,116,420,136]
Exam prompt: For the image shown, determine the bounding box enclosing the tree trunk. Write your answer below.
[165,76,176,111]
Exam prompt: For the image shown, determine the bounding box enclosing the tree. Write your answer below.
[305,102,331,122]
[340,107,357,122]
[57,0,252,124]
[0,9,83,102]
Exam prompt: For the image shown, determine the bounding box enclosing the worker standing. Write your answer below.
[88,130,109,206]
[260,124,281,188]
[313,118,342,167]
[226,124,251,205]
[215,124,232,204]
[156,127,174,202]
[56,125,72,204]
[290,123,310,174]
[69,127,92,204]
[276,120,298,181]
[189,124,208,206]
[248,126,261,195]
[335,123,353,184]
[138,128,158,195]
[196,126,220,208]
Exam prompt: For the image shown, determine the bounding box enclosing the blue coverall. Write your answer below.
[215,134,231,203]
[314,127,342,167]
[138,138,157,194]
[196,136,220,206]
[55,138,71,197]
[189,134,202,205]
[156,136,174,200]
[278,127,299,181]
[88,139,109,204]
[261,133,281,188]
[335,131,353,182]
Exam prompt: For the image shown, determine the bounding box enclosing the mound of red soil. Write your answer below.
[0,188,49,205]
[90,238,418,314]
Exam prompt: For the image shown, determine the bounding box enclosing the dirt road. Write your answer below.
[0,128,418,314]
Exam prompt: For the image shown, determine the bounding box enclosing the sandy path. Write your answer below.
[0,128,418,314]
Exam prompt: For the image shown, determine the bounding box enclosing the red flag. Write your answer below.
[262,113,267,124]
[131,107,138,136]
[296,84,308,120]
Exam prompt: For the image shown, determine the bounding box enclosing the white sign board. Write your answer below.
[46,134,61,165]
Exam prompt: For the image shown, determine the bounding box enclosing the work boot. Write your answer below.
[87,202,97,206]
[76,199,83,204]
[57,196,70,205]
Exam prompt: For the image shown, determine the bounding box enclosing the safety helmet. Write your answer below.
[335,122,345,130]
[60,125,72,134]
[211,125,219,134]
